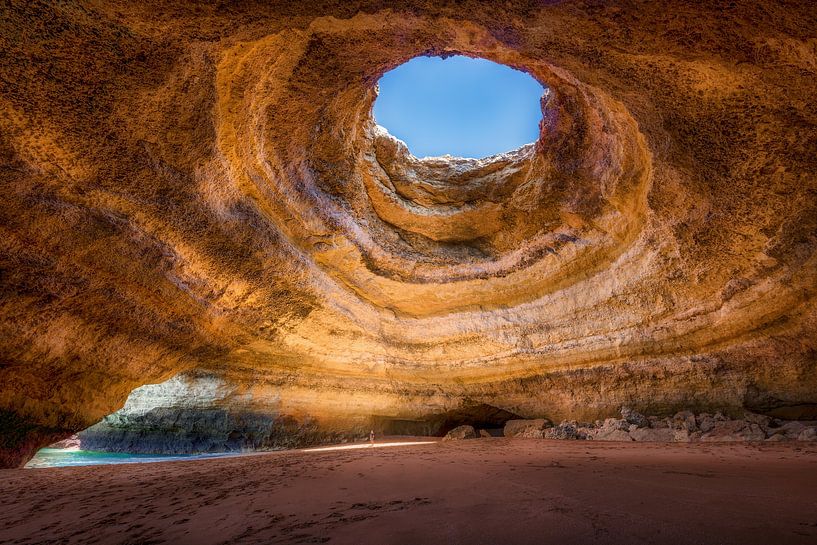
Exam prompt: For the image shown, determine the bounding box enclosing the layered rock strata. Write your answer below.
[69,375,817,453]
[1,1,816,466]
[77,372,518,453]
[77,373,364,453]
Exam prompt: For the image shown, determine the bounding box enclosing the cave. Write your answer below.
[1,1,816,544]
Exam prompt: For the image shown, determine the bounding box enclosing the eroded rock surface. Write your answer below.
[504,419,552,438]
[77,373,362,453]
[536,408,817,443]
[442,425,477,441]
[1,1,816,466]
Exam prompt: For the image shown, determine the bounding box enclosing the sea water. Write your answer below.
[25,448,240,468]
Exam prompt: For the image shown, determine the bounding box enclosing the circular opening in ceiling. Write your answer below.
[373,55,546,159]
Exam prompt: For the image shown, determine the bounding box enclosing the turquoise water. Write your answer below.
[25,448,240,469]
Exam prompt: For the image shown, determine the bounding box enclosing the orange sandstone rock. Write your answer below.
[1,1,816,467]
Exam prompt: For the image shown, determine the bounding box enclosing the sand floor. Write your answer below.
[2,438,816,545]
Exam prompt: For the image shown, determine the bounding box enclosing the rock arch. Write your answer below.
[1,1,816,467]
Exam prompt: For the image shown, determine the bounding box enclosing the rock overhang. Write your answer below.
[0,0,816,467]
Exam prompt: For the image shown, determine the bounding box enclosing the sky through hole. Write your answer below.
[373,55,545,158]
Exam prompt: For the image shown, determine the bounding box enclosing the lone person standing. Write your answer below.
[369,429,375,446]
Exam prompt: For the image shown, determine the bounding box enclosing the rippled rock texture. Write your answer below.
[1,1,816,467]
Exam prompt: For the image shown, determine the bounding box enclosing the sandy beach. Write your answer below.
[2,439,816,545]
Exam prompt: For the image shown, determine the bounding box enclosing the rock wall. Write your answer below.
[78,373,365,453]
[78,372,521,453]
[1,1,816,466]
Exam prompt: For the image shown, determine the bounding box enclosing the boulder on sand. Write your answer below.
[696,413,716,433]
[701,420,765,442]
[777,421,806,438]
[545,422,583,440]
[620,407,649,428]
[797,427,817,441]
[766,433,789,442]
[630,428,675,442]
[443,425,477,441]
[670,411,697,432]
[594,428,633,441]
[503,419,552,438]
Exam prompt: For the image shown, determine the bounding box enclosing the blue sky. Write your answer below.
[373,55,545,158]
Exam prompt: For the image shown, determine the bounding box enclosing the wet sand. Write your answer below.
[2,439,816,545]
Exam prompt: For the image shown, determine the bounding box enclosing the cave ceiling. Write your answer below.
[1,0,816,467]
